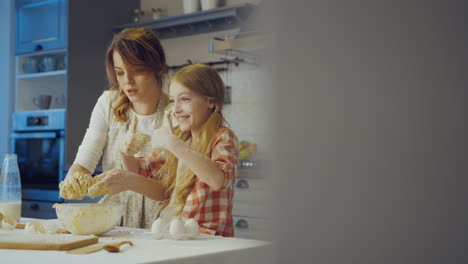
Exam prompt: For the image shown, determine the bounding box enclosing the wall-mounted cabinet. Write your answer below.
[13,0,139,166]
[15,0,67,54]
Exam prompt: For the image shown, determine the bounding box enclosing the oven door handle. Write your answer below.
[12,132,58,139]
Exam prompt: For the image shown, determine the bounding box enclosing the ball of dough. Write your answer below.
[1,216,17,230]
[24,222,46,234]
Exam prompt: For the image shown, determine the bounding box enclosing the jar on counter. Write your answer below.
[151,8,163,20]
[0,154,22,222]
[131,9,144,23]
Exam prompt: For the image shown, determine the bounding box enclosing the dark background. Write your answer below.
[268,1,468,263]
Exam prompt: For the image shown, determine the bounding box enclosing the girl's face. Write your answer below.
[169,81,215,134]
[113,51,159,104]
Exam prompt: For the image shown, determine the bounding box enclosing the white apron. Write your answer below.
[99,91,168,228]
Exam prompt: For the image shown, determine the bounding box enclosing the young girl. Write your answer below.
[95,64,239,236]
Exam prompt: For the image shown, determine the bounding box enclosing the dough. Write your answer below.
[122,133,151,155]
[59,171,108,200]
[24,221,46,234]
[1,216,17,230]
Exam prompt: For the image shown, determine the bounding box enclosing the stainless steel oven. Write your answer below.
[11,109,66,203]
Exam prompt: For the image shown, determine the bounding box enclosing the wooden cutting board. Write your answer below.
[0,231,98,251]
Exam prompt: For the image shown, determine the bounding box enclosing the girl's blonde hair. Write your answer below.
[105,27,168,122]
[158,64,227,215]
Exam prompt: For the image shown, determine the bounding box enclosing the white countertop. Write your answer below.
[1,218,273,264]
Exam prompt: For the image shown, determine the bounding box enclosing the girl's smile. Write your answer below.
[175,115,190,122]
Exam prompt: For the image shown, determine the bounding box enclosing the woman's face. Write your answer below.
[169,81,215,134]
[113,51,159,104]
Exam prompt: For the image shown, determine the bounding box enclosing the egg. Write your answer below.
[184,218,199,234]
[169,218,185,235]
[24,221,46,234]
[151,218,167,234]
[1,216,17,230]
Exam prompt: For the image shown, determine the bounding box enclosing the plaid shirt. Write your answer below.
[138,127,239,237]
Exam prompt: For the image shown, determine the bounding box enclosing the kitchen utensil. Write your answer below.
[32,95,52,109]
[55,203,124,235]
[0,232,98,250]
[67,240,133,254]
[224,85,231,104]
[103,240,134,252]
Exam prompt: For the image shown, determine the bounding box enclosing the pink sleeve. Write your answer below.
[137,150,166,179]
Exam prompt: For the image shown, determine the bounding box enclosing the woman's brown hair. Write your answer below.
[158,64,227,215]
[105,27,169,122]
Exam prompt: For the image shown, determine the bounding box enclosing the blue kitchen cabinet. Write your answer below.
[15,0,67,55]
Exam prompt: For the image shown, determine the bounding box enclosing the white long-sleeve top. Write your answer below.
[74,90,166,173]
[73,90,169,228]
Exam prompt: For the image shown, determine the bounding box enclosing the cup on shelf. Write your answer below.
[131,9,144,23]
[55,94,66,107]
[183,0,200,14]
[201,0,219,10]
[33,95,52,110]
[38,56,57,72]
[151,8,164,20]
[22,58,39,74]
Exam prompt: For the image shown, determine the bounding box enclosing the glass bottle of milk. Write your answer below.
[0,154,22,221]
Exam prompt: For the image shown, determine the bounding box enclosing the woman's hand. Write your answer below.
[121,116,151,155]
[59,164,92,200]
[151,110,180,151]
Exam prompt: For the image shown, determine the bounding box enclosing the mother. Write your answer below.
[60,27,169,228]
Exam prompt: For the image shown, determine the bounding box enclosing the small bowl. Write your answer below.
[55,203,123,236]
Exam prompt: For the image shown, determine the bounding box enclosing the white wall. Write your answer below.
[140,0,270,159]
[0,0,15,167]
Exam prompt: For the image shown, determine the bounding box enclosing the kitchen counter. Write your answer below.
[1,218,273,264]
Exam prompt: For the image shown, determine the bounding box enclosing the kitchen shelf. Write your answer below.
[16,70,67,80]
[16,49,66,58]
[114,3,256,39]
[209,31,264,64]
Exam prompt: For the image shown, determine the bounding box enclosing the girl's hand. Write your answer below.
[121,116,151,155]
[151,110,180,151]
[89,169,132,195]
